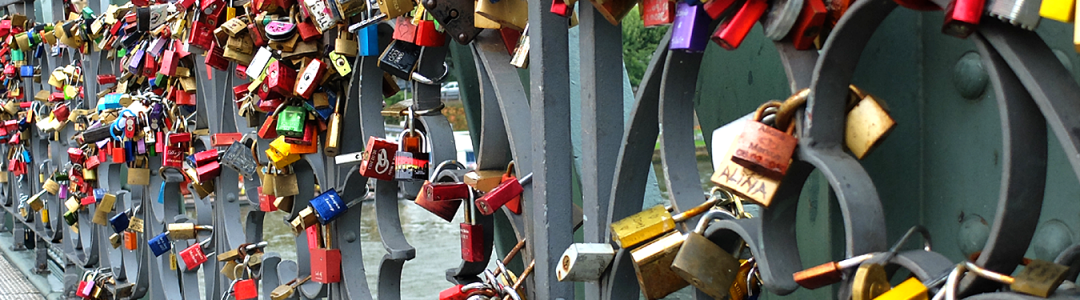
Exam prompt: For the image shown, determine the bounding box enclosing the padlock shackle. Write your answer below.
[773,88,809,131]
[671,194,723,223]
[884,225,932,260]
[430,159,466,182]
[692,210,737,234]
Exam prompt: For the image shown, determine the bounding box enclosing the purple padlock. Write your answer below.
[670,2,712,52]
[59,184,67,199]
[137,139,147,154]
[127,49,145,74]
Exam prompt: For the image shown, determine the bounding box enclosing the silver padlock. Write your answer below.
[556,243,616,282]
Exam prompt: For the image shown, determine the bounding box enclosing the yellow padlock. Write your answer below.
[873,278,927,300]
[1041,0,1076,23]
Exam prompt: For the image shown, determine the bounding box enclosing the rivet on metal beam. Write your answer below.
[953,51,989,100]
[1033,219,1073,261]
[956,213,990,257]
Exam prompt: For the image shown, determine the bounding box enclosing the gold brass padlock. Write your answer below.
[42,178,60,195]
[167,223,213,240]
[464,170,507,192]
[91,193,117,226]
[271,276,312,300]
[845,86,895,160]
[335,30,359,57]
[27,191,45,211]
[274,170,300,197]
[221,261,242,281]
[377,0,415,19]
[670,210,741,299]
[630,231,688,300]
[476,0,528,30]
[109,233,122,248]
[610,196,719,249]
[324,97,343,156]
[852,264,891,300]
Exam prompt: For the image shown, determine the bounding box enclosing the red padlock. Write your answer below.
[460,197,484,262]
[76,278,93,298]
[196,161,221,183]
[499,28,521,55]
[85,154,100,170]
[311,231,341,284]
[164,145,185,168]
[206,43,230,71]
[111,141,126,163]
[551,0,571,17]
[53,104,70,122]
[258,187,277,212]
[703,0,738,19]
[475,173,529,216]
[294,59,325,99]
[188,21,215,50]
[297,21,322,41]
[415,20,445,47]
[173,87,196,106]
[414,181,464,222]
[358,136,398,181]
[211,133,242,147]
[439,285,475,300]
[142,52,157,78]
[234,279,258,300]
[233,83,250,102]
[731,102,798,178]
[942,0,984,38]
[193,149,219,166]
[711,0,768,50]
[97,75,117,85]
[179,243,209,270]
[258,98,285,113]
[248,23,268,47]
[265,61,296,97]
[68,148,84,164]
[175,0,197,10]
[788,0,827,50]
[159,50,179,77]
[392,17,418,42]
[642,0,676,27]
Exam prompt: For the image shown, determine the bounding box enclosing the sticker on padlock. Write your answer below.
[359,136,398,181]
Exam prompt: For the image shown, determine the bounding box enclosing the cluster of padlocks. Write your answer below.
[0,0,1073,294]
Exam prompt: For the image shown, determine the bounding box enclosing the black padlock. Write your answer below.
[378,40,421,80]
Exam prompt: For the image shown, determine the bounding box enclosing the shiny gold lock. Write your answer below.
[109,233,122,248]
[274,171,300,197]
[630,231,688,300]
[65,196,81,212]
[274,196,295,213]
[670,212,741,299]
[290,207,318,235]
[324,101,343,156]
[218,249,242,262]
[82,168,96,181]
[221,261,242,280]
[271,276,311,300]
[852,264,891,300]
[129,216,144,233]
[42,178,60,195]
[377,0,415,19]
[127,157,151,186]
[247,252,264,267]
[610,197,719,249]
[845,86,895,160]
[167,223,212,240]
[27,191,45,212]
[91,193,116,226]
[476,0,529,30]
[335,31,359,57]
[260,166,277,193]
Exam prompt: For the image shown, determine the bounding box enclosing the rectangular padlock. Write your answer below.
[359,137,398,181]
[147,232,172,256]
[631,231,689,300]
[310,248,342,283]
[179,243,208,270]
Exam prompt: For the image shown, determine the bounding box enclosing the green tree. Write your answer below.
[622,6,667,88]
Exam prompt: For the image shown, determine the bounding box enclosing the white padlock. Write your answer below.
[556,243,616,282]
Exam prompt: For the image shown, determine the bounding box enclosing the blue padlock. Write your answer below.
[20,65,33,77]
[33,44,43,58]
[94,188,106,202]
[148,232,172,256]
[358,25,379,57]
[310,189,345,223]
[109,212,129,233]
[97,94,122,111]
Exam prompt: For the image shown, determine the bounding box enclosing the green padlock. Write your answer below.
[276,106,306,138]
[11,49,23,61]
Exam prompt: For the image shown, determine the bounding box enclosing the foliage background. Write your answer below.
[621,6,667,88]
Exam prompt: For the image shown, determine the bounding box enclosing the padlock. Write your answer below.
[276,105,307,138]
[630,231,688,299]
[360,136,399,181]
[556,243,616,282]
[852,263,892,300]
[642,0,677,27]
[731,101,798,179]
[789,0,827,50]
[221,141,258,177]
[179,239,211,270]
[509,26,530,68]
[124,231,138,250]
[42,178,60,195]
[234,279,258,300]
[874,278,927,300]
[266,20,298,41]
[270,276,311,300]
[274,169,300,198]
[1040,0,1076,22]
[670,3,711,52]
[415,19,446,47]
[942,0,985,38]
[378,40,422,80]
[846,86,896,160]
[258,187,278,212]
[671,210,742,299]
[712,0,768,50]
[148,232,172,256]
[109,212,130,233]
[291,207,320,234]
[63,210,78,226]
[127,156,151,185]
[378,0,416,19]
[395,131,431,181]
[414,161,468,221]
[460,189,485,262]
[335,30,359,57]
[167,223,213,240]
[964,259,1071,297]
[610,196,720,248]
[475,172,532,215]
[311,226,341,283]
[266,61,298,97]
[439,283,487,300]
[295,59,325,99]
[26,191,45,211]
[308,189,351,224]
[92,193,117,226]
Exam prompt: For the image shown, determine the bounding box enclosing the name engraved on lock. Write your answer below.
[712,159,771,199]
[386,48,405,63]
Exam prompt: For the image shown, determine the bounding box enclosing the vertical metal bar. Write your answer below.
[527,0,573,297]
[578,2,623,298]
